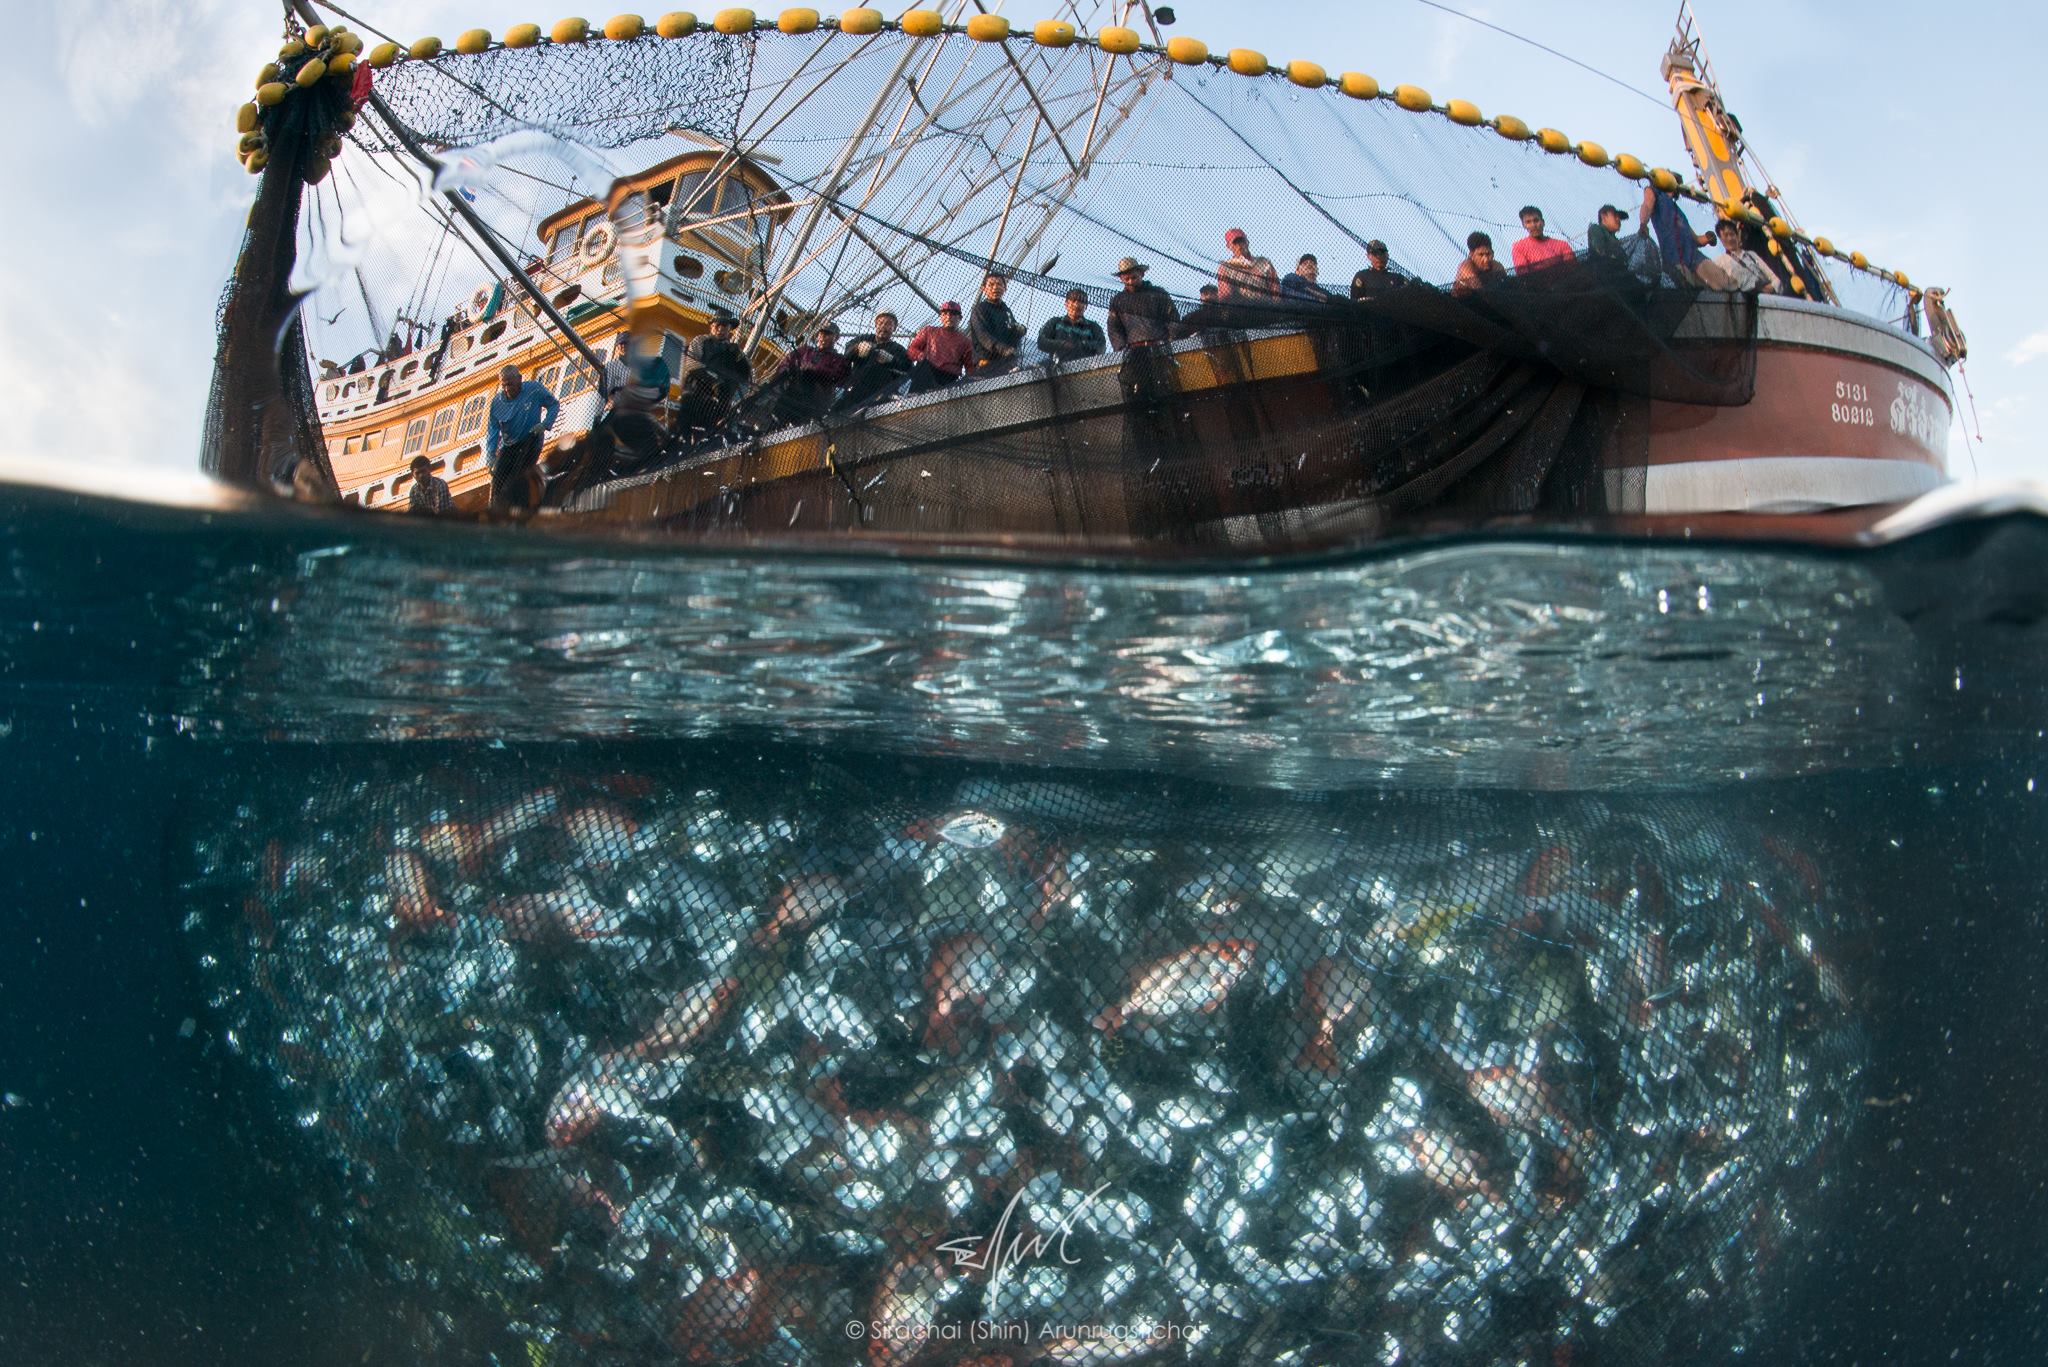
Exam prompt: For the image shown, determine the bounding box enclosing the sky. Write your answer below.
[0,0,2040,486]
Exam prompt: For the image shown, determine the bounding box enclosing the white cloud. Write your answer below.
[2008,330,2048,366]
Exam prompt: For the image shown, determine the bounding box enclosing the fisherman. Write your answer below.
[484,363,561,512]
[1694,219,1781,293]
[1106,257,1179,350]
[1452,232,1508,298]
[671,311,749,444]
[1510,206,1575,274]
[684,311,751,398]
[769,321,852,423]
[835,309,913,410]
[1036,288,1107,362]
[1280,254,1333,303]
[1585,204,1632,266]
[590,333,672,473]
[907,302,973,393]
[968,272,1027,375]
[1172,284,1229,338]
[1217,228,1279,302]
[1351,240,1399,300]
[406,454,452,515]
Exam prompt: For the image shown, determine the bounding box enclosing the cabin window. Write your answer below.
[561,358,598,398]
[400,360,419,380]
[536,364,563,392]
[400,418,428,457]
[670,171,712,220]
[322,383,339,403]
[617,191,649,229]
[718,179,754,216]
[551,284,582,309]
[549,220,583,265]
[673,255,704,279]
[426,405,457,449]
[454,446,483,473]
[455,393,488,439]
[362,482,382,506]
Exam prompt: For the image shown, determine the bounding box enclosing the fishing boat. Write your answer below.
[211,3,1966,548]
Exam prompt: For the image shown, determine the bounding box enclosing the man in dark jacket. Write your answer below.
[1351,240,1400,300]
[673,311,750,443]
[835,309,913,410]
[968,272,1027,375]
[1106,257,1179,351]
[1171,284,1229,338]
[1036,288,1106,362]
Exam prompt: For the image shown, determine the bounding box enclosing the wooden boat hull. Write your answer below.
[558,294,1952,540]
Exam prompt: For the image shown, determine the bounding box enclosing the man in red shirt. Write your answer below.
[907,302,973,394]
[1510,205,1575,275]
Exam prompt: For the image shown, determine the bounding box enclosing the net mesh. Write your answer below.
[182,753,1864,1365]
[205,23,1921,544]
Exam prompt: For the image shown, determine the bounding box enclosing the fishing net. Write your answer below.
[201,17,1915,545]
[182,752,1863,1365]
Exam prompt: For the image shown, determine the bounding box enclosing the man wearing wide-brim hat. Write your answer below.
[1107,255,1180,351]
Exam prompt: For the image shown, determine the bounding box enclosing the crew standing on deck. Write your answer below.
[907,302,973,392]
[969,272,1027,376]
[1351,240,1399,300]
[406,454,452,514]
[1280,254,1332,302]
[837,310,913,410]
[1107,257,1179,350]
[593,333,672,472]
[1217,229,1279,301]
[770,322,852,423]
[485,362,561,512]
[1452,232,1508,297]
[1037,288,1106,362]
[1511,206,1575,275]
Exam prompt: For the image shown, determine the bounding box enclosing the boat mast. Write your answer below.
[1661,1,1835,303]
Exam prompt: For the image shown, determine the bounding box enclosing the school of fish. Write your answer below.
[183,760,1865,1365]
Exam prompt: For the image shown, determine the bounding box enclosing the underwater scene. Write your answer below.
[1,485,2043,1365]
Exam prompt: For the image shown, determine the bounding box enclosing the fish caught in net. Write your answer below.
[183,753,1864,1364]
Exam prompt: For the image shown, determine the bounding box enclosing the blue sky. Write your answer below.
[1,0,2038,485]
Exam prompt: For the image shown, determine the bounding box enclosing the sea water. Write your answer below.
[1,482,2042,1365]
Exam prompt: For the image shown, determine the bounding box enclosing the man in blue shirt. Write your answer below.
[485,362,560,512]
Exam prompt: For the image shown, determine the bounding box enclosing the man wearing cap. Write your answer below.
[672,311,749,443]
[908,302,973,393]
[484,361,561,512]
[1351,240,1400,300]
[1586,204,1633,266]
[684,311,751,399]
[836,309,913,410]
[1037,288,1107,363]
[1511,205,1576,275]
[1106,256,1180,351]
[1280,254,1333,303]
[770,321,852,422]
[1217,229,1279,302]
[968,272,1028,375]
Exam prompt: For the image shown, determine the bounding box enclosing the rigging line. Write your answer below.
[1175,80,1377,257]
[1404,0,1670,108]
